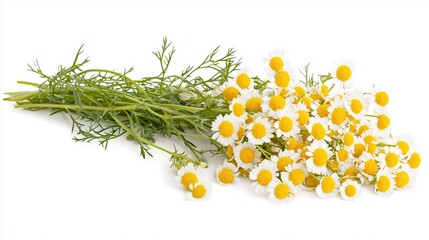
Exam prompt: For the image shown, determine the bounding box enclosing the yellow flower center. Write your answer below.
[236,73,251,89]
[376,176,391,192]
[375,92,389,106]
[300,96,312,109]
[252,123,267,139]
[331,107,346,125]
[345,184,357,197]
[337,149,349,162]
[191,184,207,199]
[321,84,329,97]
[408,153,421,169]
[289,169,305,185]
[363,160,377,175]
[343,133,354,147]
[269,56,284,72]
[336,65,352,81]
[277,157,293,171]
[321,176,336,193]
[297,110,309,125]
[377,115,390,130]
[218,168,234,184]
[344,167,358,177]
[397,141,410,155]
[226,145,234,158]
[240,148,255,164]
[313,148,328,167]
[294,86,306,98]
[358,125,370,136]
[274,183,290,199]
[367,143,377,154]
[317,104,330,118]
[246,97,262,112]
[311,123,326,140]
[232,103,245,117]
[279,116,293,132]
[181,172,198,190]
[395,171,410,188]
[364,135,376,144]
[237,127,244,141]
[218,121,234,137]
[353,143,365,158]
[269,95,286,110]
[385,153,399,168]
[286,137,298,150]
[222,86,239,101]
[257,169,273,186]
[305,175,319,187]
[351,99,363,114]
[275,70,290,88]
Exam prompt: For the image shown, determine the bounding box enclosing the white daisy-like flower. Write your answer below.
[177,163,204,190]
[271,149,300,172]
[372,114,392,139]
[339,179,362,201]
[233,142,261,170]
[215,162,238,186]
[294,102,310,126]
[273,108,300,138]
[378,146,402,170]
[370,86,389,114]
[267,178,296,204]
[342,130,355,147]
[216,79,240,102]
[316,173,340,198]
[264,50,285,76]
[228,96,248,122]
[328,95,348,131]
[358,152,379,182]
[345,89,369,120]
[375,169,395,196]
[233,69,254,91]
[246,117,274,145]
[249,160,277,192]
[241,89,264,113]
[407,150,421,170]
[335,145,352,167]
[311,101,331,118]
[211,114,240,146]
[306,140,333,175]
[261,94,292,119]
[332,58,355,90]
[394,134,415,157]
[281,162,308,190]
[188,182,211,201]
[394,165,416,190]
[306,116,332,142]
[350,137,367,158]
[290,81,307,100]
[271,65,295,89]
[338,160,358,181]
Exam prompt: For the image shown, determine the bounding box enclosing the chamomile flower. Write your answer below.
[229,97,248,122]
[407,151,421,169]
[328,96,348,131]
[271,149,300,172]
[177,163,204,190]
[264,50,285,75]
[267,178,296,203]
[282,162,308,189]
[219,80,240,102]
[394,165,415,190]
[375,169,395,196]
[316,173,340,198]
[211,114,240,146]
[358,152,379,182]
[294,102,310,126]
[262,94,291,118]
[272,65,294,89]
[233,70,254,91]
[378,146,402,170]
[351,137,366,158]
[249,160,277,192]
[372,114,392,139]
[342,131,355,147]
[371,87,389,114]
[241,89,264,113]
[274,108,300,138]
[306,140,333,175]
[394,134,414,156]
[188,182,211,201]
[233,142,261,170]
[311,101,331,118]
[216,162,238,186]
[306,116,331,142]
[333,59,355,89]
[335,145,352,167]
[345,90,368,120]
[339,179,362,201]
[291,81,307,100]
[247,117,274,145]
[338,160,358,181]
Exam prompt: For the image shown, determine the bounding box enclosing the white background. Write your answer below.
[1,0,429,239]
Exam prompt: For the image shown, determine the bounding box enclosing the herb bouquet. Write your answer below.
[4,38,420,202]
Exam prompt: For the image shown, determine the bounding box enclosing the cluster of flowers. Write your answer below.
[177,52,420,202]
